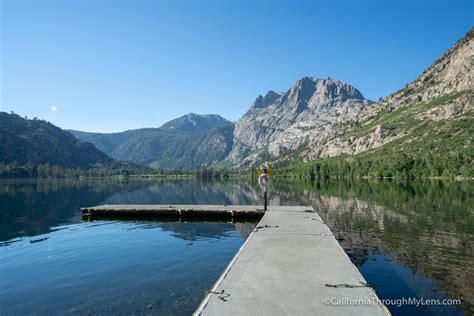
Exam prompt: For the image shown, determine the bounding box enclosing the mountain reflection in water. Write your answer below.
[0,178,471,315]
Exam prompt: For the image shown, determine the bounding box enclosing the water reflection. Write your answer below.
[271,179,473,315]
[0,179,261,315]
[0,220,252,315]
[103,179,261,205]
[0,178,262,243]
[0,178,156,242]
[85,218,257,242]
[0,178,472,315]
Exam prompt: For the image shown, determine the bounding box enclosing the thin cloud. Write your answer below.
[51,106,58,112]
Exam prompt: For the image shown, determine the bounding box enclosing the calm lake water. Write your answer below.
[0,178,472,315]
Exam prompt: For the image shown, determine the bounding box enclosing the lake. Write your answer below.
[0,178,472,315]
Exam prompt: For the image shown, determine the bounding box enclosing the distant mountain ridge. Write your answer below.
[160,113,230,133]
[71,78,376,170]
[16,28,471,177]
[69,113,234,170]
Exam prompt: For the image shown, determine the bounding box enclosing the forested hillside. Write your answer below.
[70,113,234,170]
[0,113,151,178]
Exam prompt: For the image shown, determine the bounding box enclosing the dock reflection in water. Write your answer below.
[0,179,259,315]
[0,178,472,315]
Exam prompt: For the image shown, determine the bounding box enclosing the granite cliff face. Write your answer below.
[228,28,472,169]
[229,77,371,167]
[69,29,472,172]
[300,29,473,161]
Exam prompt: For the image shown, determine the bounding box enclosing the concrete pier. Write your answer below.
[81,205,389,315]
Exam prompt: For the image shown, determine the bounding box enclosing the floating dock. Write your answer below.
[82,205,389,315]
[81,204,264,220]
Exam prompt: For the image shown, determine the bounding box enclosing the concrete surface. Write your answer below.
[81,204,389,315]
[195,205,390,316]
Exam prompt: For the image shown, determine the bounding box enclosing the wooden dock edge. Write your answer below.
[81,205,265,219]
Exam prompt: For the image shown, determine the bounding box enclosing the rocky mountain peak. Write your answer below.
[69,29,472,173]
[228,75,371,166]
[300,28,473,163]
[287,77,367,110]
[251,90,282,109]
[250,77,368,113]
[159,113,231,134]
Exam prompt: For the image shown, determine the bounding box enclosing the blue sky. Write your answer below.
[1,0,472,132]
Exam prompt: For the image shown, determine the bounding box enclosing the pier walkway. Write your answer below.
[82,205,389,315]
